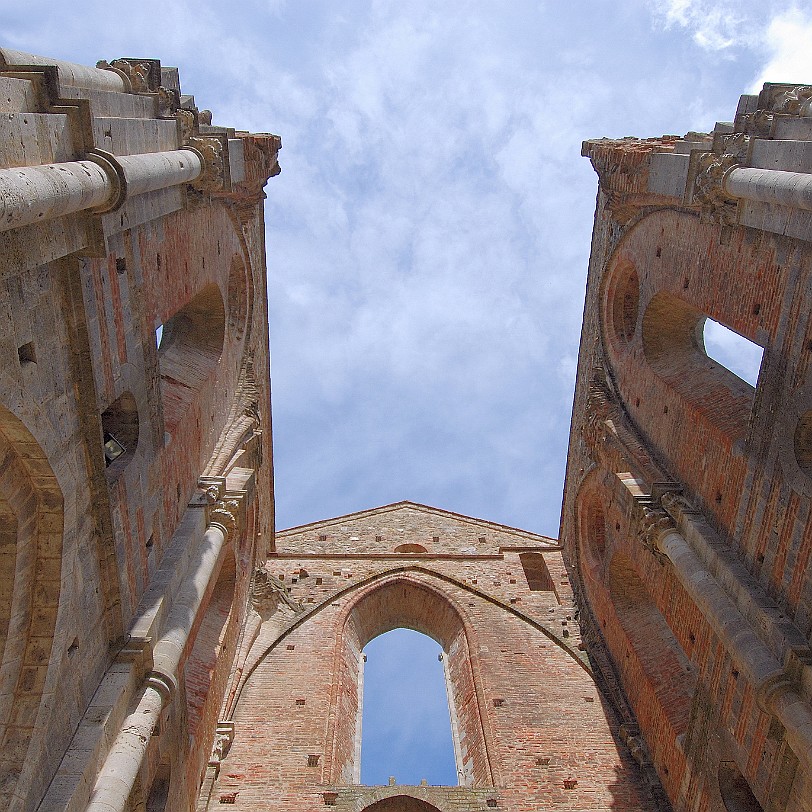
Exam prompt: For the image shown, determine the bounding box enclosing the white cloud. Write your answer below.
[751,7,812,89]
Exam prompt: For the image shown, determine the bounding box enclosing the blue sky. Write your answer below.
[4,0,810,785]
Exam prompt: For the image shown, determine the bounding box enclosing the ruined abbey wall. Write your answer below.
[561,87,812,812]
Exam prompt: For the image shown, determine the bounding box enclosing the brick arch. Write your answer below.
[574,473,609,581]
[606,552,695,741]
[325,573,496,788]
[0,405,63,810]
[641,291,754,440]
[362,797,442,812]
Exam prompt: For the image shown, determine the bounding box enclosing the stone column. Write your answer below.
[84,520,229,812]
[724,166,812,211]
[643,511,812,776]
[0,149,203,234]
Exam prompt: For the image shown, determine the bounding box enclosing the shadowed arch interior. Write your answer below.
[0,408,63,809]
[362,797,442,812]
[607,553,694,737]
[159,283,226,434]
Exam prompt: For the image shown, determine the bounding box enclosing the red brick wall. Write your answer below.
[210,504,654,811]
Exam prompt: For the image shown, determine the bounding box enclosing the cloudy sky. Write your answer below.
[4,0,811,784]
[4,0,810,537]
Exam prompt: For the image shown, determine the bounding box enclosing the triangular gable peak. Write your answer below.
[275,501,557,558]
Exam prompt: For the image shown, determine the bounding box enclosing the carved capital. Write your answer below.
[764,84,812,116]
[252,565,304,618]
[740,110,775,138]
[210,497,241,537]
[97,58,156,93]
[692,151,740,224]
[188,135,226,193]
[637,506,674,563]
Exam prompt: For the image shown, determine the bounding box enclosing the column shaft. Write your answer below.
[0,161,111,232]
[119,149,202,198]
[725,166,812,211]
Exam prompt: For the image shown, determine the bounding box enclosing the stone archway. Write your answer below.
[327,575,493,788]
[363,796,441,812]
[0,406,63,810]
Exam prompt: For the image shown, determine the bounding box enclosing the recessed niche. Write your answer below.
[394,543,427,554]
[609,260,640,346]
[794,411,812,477]
[101,392,139,479]
[17,342,36,366]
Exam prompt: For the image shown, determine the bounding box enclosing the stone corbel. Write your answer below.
[209,721,236,767]
[759,83,812,117]
[687,150,741,224]
[198,476,246,539]
[251,564,304,619]
[188,134,229,193]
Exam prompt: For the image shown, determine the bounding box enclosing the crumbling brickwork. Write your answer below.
[561,85,812,812]
[204,503,656,811]
[0,49,278,812]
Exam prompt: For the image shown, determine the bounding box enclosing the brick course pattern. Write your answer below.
[205,503,655,811]
[560,85,812,812]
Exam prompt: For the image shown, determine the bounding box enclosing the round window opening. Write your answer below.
[610,262,640,346]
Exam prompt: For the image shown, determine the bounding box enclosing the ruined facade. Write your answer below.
[0,48,279,811]
[563,85,812,812]
[2,45,812,812]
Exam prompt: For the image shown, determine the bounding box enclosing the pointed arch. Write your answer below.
[324,573,496,788]
[0,405,63,809]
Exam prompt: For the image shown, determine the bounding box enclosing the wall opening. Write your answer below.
[362,798,442,812]
[608,260,640,347]
[333,577,491,788]
[360,629,457,787]
[519,553,556,592]
[158,284,225,433]
[718,761,764,812]
[101,391,139,480]
[642,292,759,439]
[702,319,763,389]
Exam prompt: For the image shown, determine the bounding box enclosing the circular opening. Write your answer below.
[794,411,812,476]
[610,261,640,346]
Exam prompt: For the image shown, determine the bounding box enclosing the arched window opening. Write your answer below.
[101,391,139,480]
[184,549,236,738]
[158,284,225,433]
[702,319,763,389]
[394,543,427,554]
[363,797,442,812]
[642,292,758,439]
[361,629,457,787]
[519,553,556,593]
[334,578,490,788]
[608,554,694,736]
[718,761,764,812]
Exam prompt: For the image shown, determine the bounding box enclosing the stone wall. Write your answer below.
[205,503,657,811]
[0,49,278,812]
[561,85,812,812]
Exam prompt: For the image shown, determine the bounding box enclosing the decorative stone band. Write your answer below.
[0,147,203,233]
[690,151,812,222]
[634,489,812,776]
